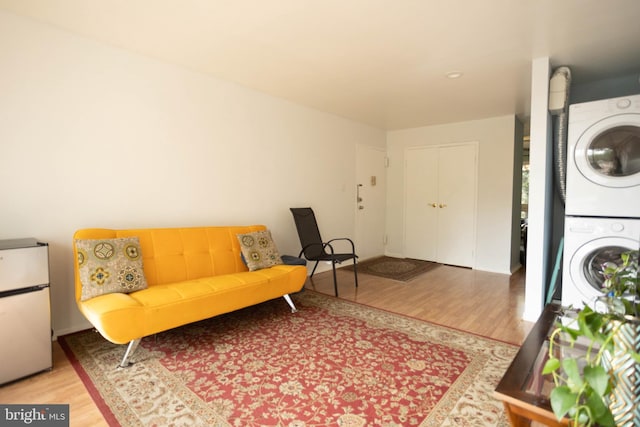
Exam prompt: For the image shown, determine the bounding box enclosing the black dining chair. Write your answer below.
[290,207,358,297]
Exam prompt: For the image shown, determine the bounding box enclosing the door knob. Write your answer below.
[439,203,447,208]
[430,203,437,208]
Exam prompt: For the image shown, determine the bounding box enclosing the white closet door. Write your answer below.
[404,146,438,260]
[437,144,476,267]
[404,143,477,267]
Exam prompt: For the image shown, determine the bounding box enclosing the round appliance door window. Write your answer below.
[569,237,638,303]
[575,115,640,188]
[582,245,632,291]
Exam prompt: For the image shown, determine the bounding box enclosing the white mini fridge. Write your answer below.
[0,238,52,384]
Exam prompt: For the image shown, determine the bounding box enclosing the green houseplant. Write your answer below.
[543,249,640,427]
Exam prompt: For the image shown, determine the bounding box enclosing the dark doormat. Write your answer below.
[342,256,441,282]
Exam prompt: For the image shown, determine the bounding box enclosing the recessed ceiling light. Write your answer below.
[446,71,463,79]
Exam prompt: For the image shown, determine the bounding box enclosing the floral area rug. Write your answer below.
[59,291,517,426]
[342,256,441,282]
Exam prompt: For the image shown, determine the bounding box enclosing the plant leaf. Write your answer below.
[586,392,616,427]
[559,324,580,341]
[542,357,561,375]
[561,357,583,390]
[580,309,605,341]
[630,351,640,364]
[549,386,577,420]
[584,365,610,396]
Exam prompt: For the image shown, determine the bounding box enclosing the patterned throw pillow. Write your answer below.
[236,230,283,271]
[76,237,148,301]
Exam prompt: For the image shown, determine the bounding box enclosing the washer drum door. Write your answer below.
[569,236,638,306]
[574,115,640,188]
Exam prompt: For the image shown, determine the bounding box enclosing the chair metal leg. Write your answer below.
[283,294,298,313]
[331,262,339,297]
[118,338,141,368]
[310,260,320,277]
[352,259,358,288]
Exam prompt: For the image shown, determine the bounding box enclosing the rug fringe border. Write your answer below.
[58,335,122,427]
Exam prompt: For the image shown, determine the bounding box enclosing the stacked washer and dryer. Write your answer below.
[562,94,640,309]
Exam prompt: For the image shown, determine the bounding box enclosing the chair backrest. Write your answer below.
[290,207,326,259]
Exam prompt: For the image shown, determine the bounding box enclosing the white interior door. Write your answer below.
[404,143,477,267]
[437,144,477,267]
[355,145,387,260]
[404,147,438,260]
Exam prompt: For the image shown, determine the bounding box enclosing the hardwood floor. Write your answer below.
[0,263,533,426]
[308,263,534,345]
[0,340,110,427]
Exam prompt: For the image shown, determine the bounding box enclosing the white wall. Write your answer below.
[0,11,385,337]
[523,57,553,322]
[386,115,519,274]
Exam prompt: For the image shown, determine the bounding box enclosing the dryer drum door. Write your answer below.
[569,237,638,305]
[575,116,640,188]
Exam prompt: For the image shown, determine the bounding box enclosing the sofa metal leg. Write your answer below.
[283,294,298,313]
[118,338,141,368]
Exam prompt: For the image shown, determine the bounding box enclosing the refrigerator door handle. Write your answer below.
[0,284,48,299]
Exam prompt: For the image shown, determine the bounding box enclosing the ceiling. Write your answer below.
[2,0,640,130]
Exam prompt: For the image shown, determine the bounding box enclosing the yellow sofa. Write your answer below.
[73,225,307,367]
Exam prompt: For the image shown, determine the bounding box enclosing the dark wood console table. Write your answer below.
[494,303,570,426]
